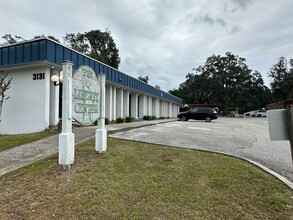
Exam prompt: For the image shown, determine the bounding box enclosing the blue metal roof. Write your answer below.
[0,38,182,104]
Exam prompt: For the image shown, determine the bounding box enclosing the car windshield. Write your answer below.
[190,108,198,113]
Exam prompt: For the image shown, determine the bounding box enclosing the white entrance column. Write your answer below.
[139,95,147,118]
[123,90,130,118]
[147,96,152,116]
[59,61,75,169]
[131,93,138,118]
[106,85,112,121]
[116,88,123,118]
[95,74,107,153]
[112,86,116,121]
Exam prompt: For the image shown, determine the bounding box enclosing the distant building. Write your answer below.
[0,38,182,134]
[266,100,293,110]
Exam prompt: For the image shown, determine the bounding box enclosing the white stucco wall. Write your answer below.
[0,66,51,134]
[172,104,179,117]
[161,101,169,117]
[0,64,181,134]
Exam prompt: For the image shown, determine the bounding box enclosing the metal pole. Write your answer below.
[285,105,293,165]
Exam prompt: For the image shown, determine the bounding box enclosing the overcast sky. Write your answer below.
[0,0,292,92]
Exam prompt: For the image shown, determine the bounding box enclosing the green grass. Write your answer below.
[0,138,292,219]
[0,128,57,152]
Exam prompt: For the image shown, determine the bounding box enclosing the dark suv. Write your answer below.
[177,108,218,122]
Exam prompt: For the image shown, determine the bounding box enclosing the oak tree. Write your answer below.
[268,57,293,107]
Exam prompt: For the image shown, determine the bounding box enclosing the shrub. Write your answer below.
[151,116,157,120]
[116,117,125,123]
[143,115,152,120]
[125,116,134,123]
[94,118,109,125]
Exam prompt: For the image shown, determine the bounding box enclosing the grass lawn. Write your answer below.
[0,138,292,219]
[0,128,57,152]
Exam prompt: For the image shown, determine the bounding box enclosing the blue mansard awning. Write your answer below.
[0,38,182,104]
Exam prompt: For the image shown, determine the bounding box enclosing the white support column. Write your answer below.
[116,88,123,118]
[131,93,138,118]
[123,90,130,118]
[106,85,112,121]
[112,86,117,121]
[59,61,75,169]
[147,96,152,116]
[96,74,107,153]
[139,95,147,118]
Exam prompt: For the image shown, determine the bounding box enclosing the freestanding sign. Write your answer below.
[72,65,107,153]
[57,64,107,170]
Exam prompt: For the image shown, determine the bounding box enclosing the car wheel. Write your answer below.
[181,116,188,121]
[257,114,261,117]
[205,116,212,122]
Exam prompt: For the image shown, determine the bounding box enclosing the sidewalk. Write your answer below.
[0,119,177,176]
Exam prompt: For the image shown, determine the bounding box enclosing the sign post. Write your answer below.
[59,61,75,169]
[95,74,107,153]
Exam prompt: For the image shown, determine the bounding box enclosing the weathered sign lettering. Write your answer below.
[72,66,100,126]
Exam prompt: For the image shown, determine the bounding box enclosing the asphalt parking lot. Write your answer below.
[109,117,293,184]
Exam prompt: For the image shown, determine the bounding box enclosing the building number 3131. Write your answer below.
[33,73,45,80]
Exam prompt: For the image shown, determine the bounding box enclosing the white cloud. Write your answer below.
[1,0,293,91]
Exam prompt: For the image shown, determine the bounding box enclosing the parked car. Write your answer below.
[245,111,257,117]
[177,107,218,122]
[256,109,267,117]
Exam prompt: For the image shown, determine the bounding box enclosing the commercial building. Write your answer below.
[0,38,182,134]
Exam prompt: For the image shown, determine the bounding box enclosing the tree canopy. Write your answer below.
[1,30,121,69]
[1,34,60,46]
[1,34,24,45]
[169,52,272,113]
[268,57,293,107]
[138,75,149,83]
[64,29,121,69]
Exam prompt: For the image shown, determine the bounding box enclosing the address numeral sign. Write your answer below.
[33,73,45,80]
